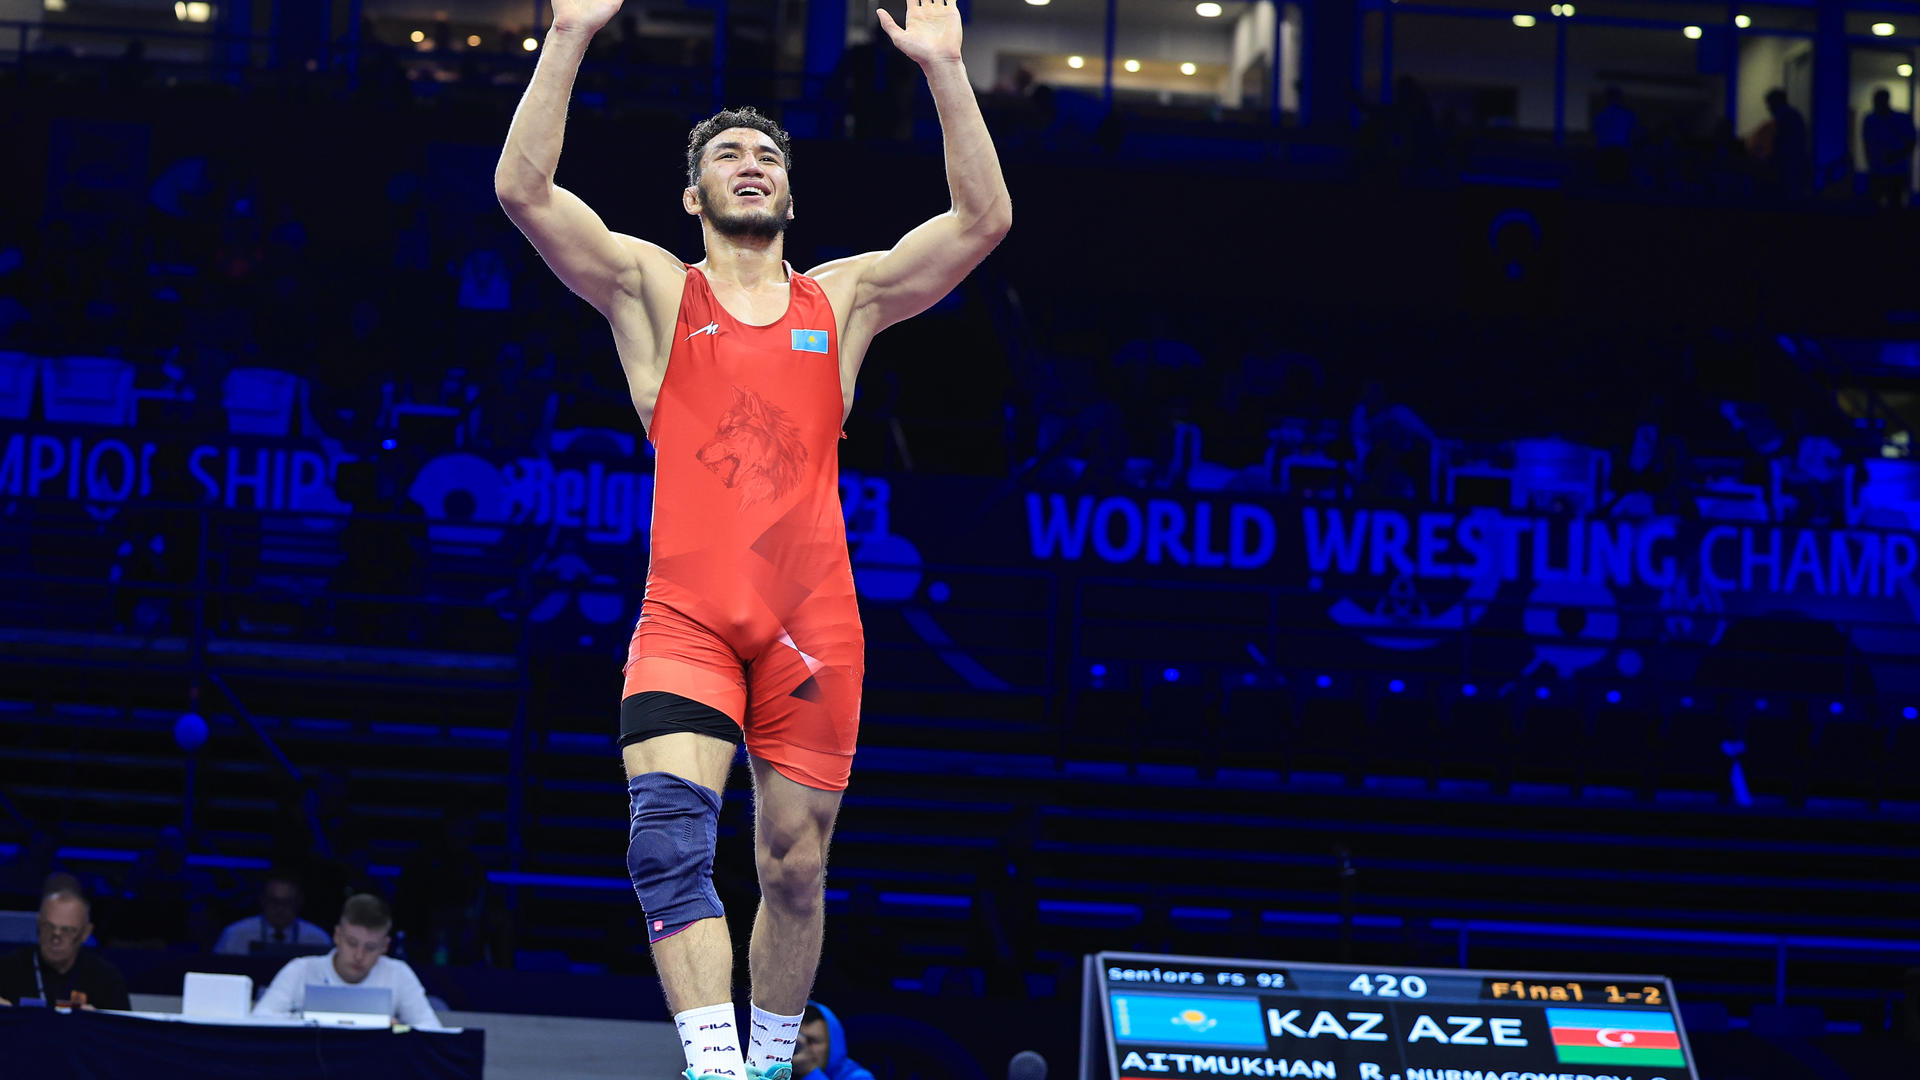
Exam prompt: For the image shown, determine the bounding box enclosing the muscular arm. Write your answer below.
[813,2,1010,342]
[494,6,647,317]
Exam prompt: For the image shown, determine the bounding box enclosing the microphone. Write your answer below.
[1008,1050,1048,1080]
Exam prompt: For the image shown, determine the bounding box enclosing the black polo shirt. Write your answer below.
[0,946,131,1011]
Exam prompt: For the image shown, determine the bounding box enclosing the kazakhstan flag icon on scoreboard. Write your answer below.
[1111,994,1268,1049]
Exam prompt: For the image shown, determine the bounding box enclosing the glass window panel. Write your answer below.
[1566,23,1726,137]
[1111,0,1252,115]
[1398,0,1721,19]
[1552,0,1725,24]
[1739,4,1817,33]
[1389,11,1557,132]
[1736,32,1813,137]
[360,0,737,105]
[1850,45,1916,170]
[1848,11,1912,37]
[36,1,220,71]
[1394,0,1525,11]
[966,0,1111,100]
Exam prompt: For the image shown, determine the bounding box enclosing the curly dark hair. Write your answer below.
[685,106,793,187]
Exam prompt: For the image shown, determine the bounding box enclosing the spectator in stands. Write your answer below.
[1777,410,1847,526]
[1350,380,1437,500]
[1609,397,1683,516]
[212,871,331,955]
[1862,88,1916,211]
[791,1001,874,1080]
[252,893,442,1028]
[1592,86,1638,187]
[1751,89,1810,198]
[0,888,131,1010]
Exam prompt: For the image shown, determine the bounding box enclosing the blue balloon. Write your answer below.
[174,712,208,754]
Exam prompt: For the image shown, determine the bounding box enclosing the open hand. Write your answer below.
[877,0,963,67]
[551,0,624,35]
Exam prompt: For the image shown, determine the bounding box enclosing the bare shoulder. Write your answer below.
[803,251,885,316]
[620,235,690,294]
[612,236,690,329]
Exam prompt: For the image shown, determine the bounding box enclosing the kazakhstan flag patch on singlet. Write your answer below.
[791,329,829,354]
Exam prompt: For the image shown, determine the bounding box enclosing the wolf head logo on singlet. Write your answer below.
[697,386,809,508]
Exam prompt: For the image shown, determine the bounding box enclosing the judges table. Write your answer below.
[0,1005,485,1078]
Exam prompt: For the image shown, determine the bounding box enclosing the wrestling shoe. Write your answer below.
[746,1064,793,1080]
[684,1070,750,1080]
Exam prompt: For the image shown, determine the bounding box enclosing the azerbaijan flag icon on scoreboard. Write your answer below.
[1546,1009,1686,1067]
[1111,994,1269,1049]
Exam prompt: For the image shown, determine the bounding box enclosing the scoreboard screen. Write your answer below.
[1080,951,1699,1080]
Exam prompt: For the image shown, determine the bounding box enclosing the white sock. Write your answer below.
[747,1002,805,1072]
[675,1002,745,1079]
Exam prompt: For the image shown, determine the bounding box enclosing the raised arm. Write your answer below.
[815,0,1011,335]
[495,0,646,317]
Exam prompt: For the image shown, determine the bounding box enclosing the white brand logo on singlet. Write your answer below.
[685,322,720,340]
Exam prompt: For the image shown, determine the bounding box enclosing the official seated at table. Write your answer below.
[212,870,331,955]
[0,887,130,1011]
[251,893,441,1028]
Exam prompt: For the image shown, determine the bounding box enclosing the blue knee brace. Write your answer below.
[627,771,725,943]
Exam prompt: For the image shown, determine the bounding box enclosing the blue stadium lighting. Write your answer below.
[1090,663,1106,678]
[1163,667,1180,682]
[927,581,950,603]
[1535,686,1550,700]
[1681,696,1694,708]
[1388,679,1404,693]
[1829,702,1844,716]
[1038,899,1141,919]
[1906,706,1917,721]
[1241,673,1257,686]
[879,891,972,910]
[1605,690,1621,704]
[382,438,398,450]
[1756,698,1768,711]
[1315,674,1332,689]
[1462,683,1478,697]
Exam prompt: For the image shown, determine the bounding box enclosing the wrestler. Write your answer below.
[494,1,1010,1077]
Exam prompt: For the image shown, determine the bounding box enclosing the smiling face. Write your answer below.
[686,126,793,240]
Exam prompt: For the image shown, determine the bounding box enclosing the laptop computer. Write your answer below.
[302,984,393,1028]
[182,972,254,1020]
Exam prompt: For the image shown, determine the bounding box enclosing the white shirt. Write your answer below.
[212,915,333,956]
[252,950,442,1029]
